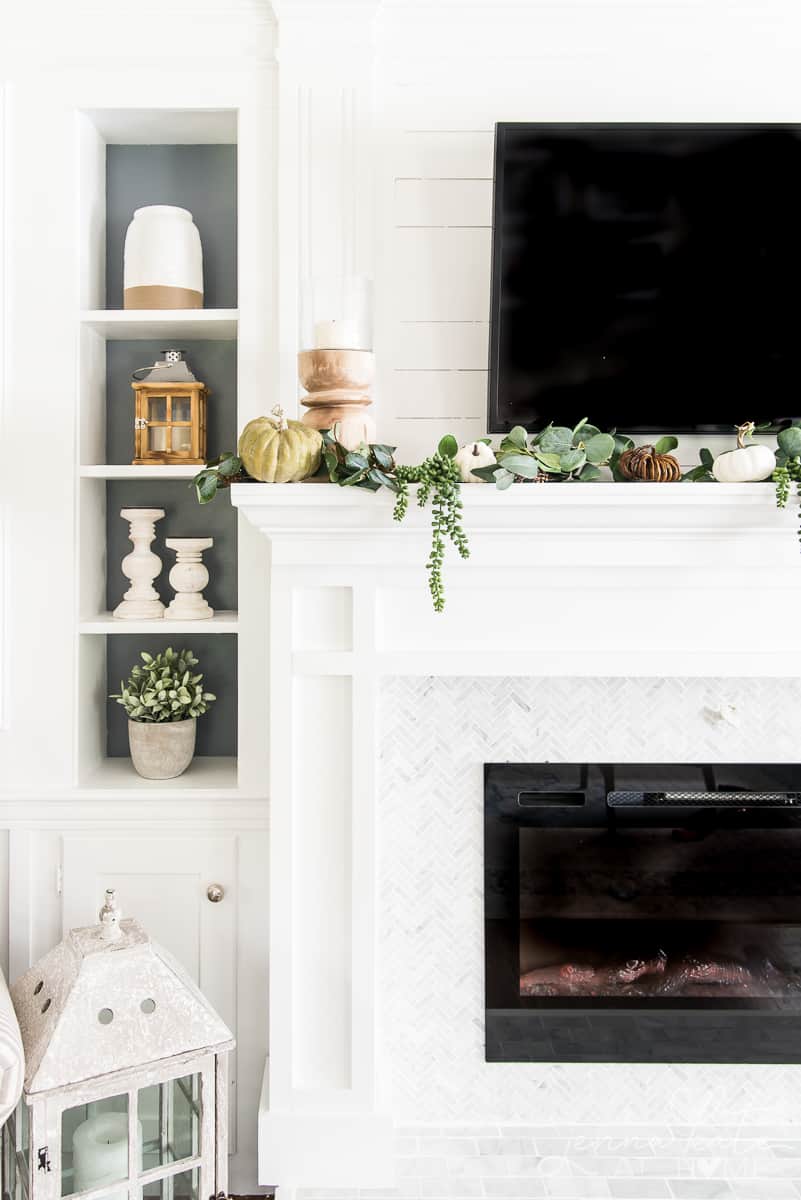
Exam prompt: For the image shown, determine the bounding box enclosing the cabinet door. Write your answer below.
[60,834,238,1137]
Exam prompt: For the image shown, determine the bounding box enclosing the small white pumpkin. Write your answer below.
[331,412,377,453]
[712,421,776,483]
[454,440,496,482]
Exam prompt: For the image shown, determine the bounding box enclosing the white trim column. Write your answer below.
[272,0,382,412]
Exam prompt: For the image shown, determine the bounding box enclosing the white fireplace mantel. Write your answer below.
[233,480,801,1190]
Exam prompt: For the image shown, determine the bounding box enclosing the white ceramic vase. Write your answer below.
[123,205,203,310]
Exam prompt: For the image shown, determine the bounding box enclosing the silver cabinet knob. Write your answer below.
[206,883,225,903]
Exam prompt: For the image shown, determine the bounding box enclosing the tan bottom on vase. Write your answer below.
[124,285,203,310]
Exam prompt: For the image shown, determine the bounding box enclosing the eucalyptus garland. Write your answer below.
[321,430,469,612]
[193,417,801,617]
[773,423,801,543]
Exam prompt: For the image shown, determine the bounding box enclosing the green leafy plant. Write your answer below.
[110,648,216,723]
[472,418,624,487]
[322,430,468,612]
[193,452,248,504]
[773,422,801,540]
[682,447,715,482]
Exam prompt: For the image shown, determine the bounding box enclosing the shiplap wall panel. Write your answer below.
[392,321,489,370]
[392,227,492,320]
[394,369,487,420]
[394,178,492,226]
[393,130,494,179]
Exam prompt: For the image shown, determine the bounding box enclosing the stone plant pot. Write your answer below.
[128,718,197,780]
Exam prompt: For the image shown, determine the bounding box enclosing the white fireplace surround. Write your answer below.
[233,481,801,1190]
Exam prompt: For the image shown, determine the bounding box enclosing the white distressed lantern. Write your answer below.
[1,892,233,1200]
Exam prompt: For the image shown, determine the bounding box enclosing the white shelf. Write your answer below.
[80,464,202,479]
[80,611,238,634]
[80,309,239,340]
[81,756,239,792]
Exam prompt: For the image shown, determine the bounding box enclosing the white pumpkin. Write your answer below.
[712,422,776,483]
[454,440,496,482]
[331,412,377,453]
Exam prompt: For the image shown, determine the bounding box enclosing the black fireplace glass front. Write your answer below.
[485,762,801,1063]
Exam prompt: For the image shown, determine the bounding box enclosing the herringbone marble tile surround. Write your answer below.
[300,678,801,1200]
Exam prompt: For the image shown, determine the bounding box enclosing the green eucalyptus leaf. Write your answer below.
[438,434,458,458]
[778,426,801,458]
[538,425,573,454]
[344,451,370,471]
[470,465,500,482]
[654,435,679,455]
[578,463,602,482]
[216,454,242,478]
[495,468,515,490]
[584,432,615,465]
[559,448,585,473]
[195,473,219,504]
[573,422,601,446]
[500,453,542,479]
[533,451,563,472]
[506,426,528,449]
[372,445,395,471]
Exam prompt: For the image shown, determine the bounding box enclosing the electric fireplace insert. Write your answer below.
[485,762,801,1062]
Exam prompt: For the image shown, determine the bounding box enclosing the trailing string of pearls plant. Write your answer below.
[193,411,801,614]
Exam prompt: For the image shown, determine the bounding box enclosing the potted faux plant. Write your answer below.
[110,647,216,779]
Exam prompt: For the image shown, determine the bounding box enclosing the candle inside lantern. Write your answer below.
[313,318,359,350]
[73,1112,141,1199]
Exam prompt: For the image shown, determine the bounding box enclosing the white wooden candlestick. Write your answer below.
[165,537,214,620]
[113,507,166,620]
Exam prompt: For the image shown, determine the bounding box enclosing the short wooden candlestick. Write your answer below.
[113,508,166,620]
[299,347,376,444]
[164,537,214,620]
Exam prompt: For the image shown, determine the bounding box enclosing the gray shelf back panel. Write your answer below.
[106,339,237,465]
[107,633,237,758]
[106,480,238,613]
[106,144,237,309]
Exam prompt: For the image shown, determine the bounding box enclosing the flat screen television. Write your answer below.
[488,122,801,433]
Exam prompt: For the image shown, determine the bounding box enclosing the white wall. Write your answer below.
[374,0,801,463]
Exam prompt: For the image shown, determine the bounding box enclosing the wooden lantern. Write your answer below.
[2,890,233,1200]
[132,381,208,466]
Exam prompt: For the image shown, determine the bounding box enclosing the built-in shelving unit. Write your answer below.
[75,106,246,790]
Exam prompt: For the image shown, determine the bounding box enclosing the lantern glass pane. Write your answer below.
[142,1166,198,1200]
[171,428,191,453]
[149,427,168,453]
[172,397,191,423]
[61,1094,129,1198]
[147,397,167,422]
[19,1099,29,1182]
[138,1074,200,1173]
[2,1110,17,1200]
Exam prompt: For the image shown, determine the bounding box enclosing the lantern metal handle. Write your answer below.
[206,883,225,903]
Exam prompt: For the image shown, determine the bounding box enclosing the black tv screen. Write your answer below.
[488,123,801,433]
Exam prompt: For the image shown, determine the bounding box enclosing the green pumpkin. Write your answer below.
[238,407,322,483]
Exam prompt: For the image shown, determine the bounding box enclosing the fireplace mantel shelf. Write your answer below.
[232,479,797,549]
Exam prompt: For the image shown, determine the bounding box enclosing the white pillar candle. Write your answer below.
[73,1112,141,1198]
[313,318,359,349]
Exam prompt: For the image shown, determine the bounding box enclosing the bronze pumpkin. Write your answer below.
[618,444,682,482]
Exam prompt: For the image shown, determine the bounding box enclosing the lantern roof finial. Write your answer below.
[98,888,122,941]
